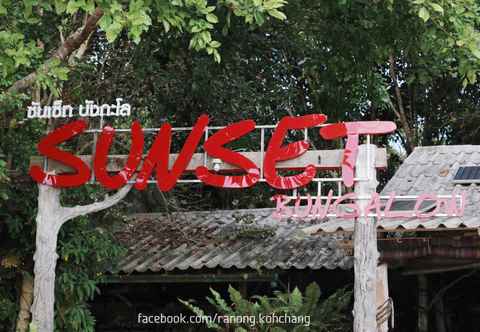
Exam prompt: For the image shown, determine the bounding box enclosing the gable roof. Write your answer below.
[115,209,353,273]
[382,145,480,216]
[307,145,480,233]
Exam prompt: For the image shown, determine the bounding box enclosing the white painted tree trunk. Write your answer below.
[353,144,379,332]
[31,183,132,332]
[31,185,62,332]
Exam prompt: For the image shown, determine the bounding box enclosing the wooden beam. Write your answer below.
[403,262,480,275]
[30,148,388,174]
[376,264,390,332]
[103,273,276,284]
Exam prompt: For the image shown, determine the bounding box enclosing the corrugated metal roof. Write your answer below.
[115,146,480,273]
[311,216,480,233]
[310,145,480,233]
[115,209,353,273]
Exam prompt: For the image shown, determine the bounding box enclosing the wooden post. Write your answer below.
[376,263,390,332]
[239,282,248,298]
[353,144,379,332]
[434,295,447,332]
[418,275,428,332]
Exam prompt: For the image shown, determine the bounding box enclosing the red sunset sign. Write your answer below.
[29,114,396,190]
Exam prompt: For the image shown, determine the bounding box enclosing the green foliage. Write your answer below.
[0,285,17,330]
[181,283,352,332]
[0,0,287,111]
[54,216,127,332]
[0,159,9,201]
[35,59,71,96]
[410,0,480,86]
[0,30,42,79]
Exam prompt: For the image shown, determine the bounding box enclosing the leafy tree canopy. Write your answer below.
[1,0,480,330]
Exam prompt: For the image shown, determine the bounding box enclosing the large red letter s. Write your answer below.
[196,120,260,188]
[264,114,327,189]
[30,120,91,188]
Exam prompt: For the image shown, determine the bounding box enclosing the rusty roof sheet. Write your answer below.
[309,145,480,233]
[115,209,353,273]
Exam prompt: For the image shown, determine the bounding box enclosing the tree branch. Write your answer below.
[427,269,478,310]
[388,54,416,153]
[61,184,132,222]
[7,8,103,95]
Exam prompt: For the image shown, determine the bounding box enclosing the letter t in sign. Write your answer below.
[320,122,397,187]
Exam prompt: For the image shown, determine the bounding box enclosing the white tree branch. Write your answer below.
[61,184,132,223]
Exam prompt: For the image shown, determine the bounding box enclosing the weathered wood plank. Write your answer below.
[30,148,387,173]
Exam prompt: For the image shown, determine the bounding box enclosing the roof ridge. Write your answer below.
[414,145,478,150]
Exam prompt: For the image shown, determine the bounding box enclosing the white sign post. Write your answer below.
[353,144,380,332]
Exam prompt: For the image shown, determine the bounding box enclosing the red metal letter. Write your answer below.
[29,120,90,187]
[135,115,209,191]
[320,121,396,187]
[196,120,260,188]
[264,114,327,189]
[94,121,144,190]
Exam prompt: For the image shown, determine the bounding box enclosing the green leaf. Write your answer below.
[254,11,265,25]
[66,0,80,14]
[472,48,480,59]
[430,3,444,14]
[234,328,248,332]
[290,287,303,310]
[268,9,286,21]
[180,299,222,329]
[264,0,287,10]
[98,14,112,30]
[213,50,221,63]
[162,20,170,32]
[208,287,234,314]
[466,69,477,84]
[418,7,430,22]
[210,40,221,48]
[84,0,95,13]
[58,68,69,80]
[191,25,202,33]
[206,13,218,23]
